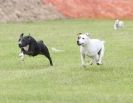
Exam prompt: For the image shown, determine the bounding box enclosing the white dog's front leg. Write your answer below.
[19,52,24,61]
[81,53,85,67]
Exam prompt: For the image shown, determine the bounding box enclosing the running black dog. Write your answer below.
[18,33,53,66]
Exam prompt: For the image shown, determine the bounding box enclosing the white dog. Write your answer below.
[114,19,124,30]
[77,33,105,67]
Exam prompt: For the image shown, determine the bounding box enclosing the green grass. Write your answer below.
[0,19,133,103]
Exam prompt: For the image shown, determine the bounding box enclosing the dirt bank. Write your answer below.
[0,0,64,22]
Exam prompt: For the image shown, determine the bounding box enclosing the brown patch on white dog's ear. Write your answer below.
[77,33,82,36]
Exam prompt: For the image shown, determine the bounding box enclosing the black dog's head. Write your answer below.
[18,33,53,66]
[18,33,35,48]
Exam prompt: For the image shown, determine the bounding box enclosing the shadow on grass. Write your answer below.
[82,65,115,72]
[19,62,52,70]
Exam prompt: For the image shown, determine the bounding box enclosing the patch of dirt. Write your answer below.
[0,0,64,22]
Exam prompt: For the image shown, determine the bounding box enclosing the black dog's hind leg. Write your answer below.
[44,50,53,66]
[45,53,53,66]
[38,41,53,66]
[41,46,53,66]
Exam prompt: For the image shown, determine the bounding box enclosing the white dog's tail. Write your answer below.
[100,41,105,58]
[98,41,105,64]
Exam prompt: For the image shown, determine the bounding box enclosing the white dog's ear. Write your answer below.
[85,33,91,38]
[77,33,82,36]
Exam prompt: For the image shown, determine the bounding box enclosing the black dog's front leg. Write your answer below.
[19,49,25,61]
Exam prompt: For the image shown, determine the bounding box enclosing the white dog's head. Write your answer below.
[77,33,91,46]
[114,19,124,30]
[115,19,119,24]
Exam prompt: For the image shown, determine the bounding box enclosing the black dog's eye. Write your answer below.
[22,39,25,42]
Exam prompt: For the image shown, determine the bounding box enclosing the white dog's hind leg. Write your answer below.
[90,59,96,65]
[114,24,117,30]
[98,42,105,64]
[93,55,100,65]
[89,60,93,65]
[81,53,86,67]
[119,21,124,28]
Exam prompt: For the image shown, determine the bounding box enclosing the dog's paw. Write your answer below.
[97,63,102,65]
[19,53,23,57]
[89,62,93,65]
[81,64,86,68]
[19,53,22,57]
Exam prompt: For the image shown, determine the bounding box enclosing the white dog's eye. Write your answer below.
[82,38,85,39]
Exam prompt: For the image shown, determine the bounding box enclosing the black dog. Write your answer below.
[18,33,53,66]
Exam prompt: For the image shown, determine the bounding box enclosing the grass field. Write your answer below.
[0,19,133,103]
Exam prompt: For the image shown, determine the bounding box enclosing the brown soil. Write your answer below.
[0,0,64,22]
[43,0,133,19]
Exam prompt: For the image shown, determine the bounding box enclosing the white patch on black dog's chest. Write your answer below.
[23,45,29,51]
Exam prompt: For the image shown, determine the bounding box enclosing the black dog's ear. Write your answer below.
[27,36,31,40]
[28,34,31,40]
[20,33,24,37]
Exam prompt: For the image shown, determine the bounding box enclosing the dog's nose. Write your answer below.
[77,41,80,45]
[18,44,22,48]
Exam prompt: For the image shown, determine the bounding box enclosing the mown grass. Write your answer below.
[0,19,133,103]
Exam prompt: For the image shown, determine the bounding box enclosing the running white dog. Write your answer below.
[114,19,124,30]
[77,33,105,67]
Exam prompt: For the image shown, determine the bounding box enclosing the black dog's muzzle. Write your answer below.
[18,44,22,48]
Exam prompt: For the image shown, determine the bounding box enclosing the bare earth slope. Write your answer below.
[0,0,64,22]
